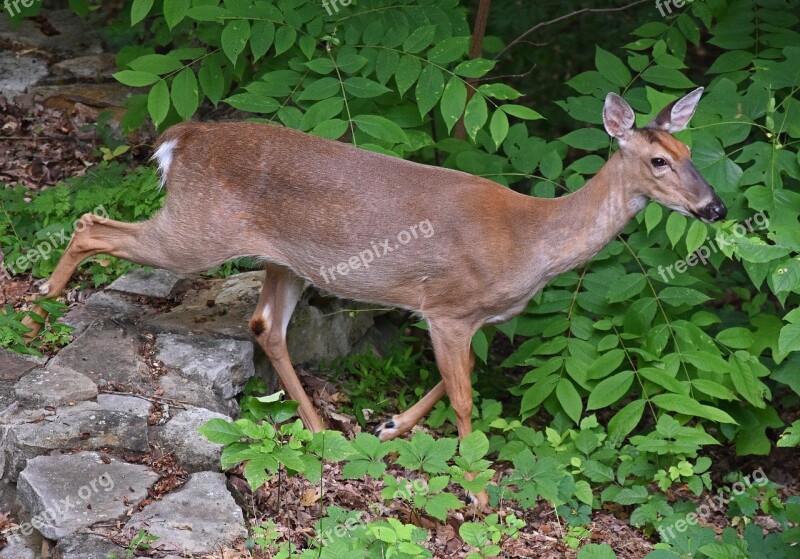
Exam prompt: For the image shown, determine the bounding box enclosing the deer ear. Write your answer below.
[648,87,704,133]
[603,93,636,145]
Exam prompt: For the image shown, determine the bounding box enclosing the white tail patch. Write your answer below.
[151,139,178,188]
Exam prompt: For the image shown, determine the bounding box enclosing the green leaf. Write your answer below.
[298,77,340,101]
[608,399,646,441]
[454,58,496,78]
[221,20,251,64]
[199,55,224,105]
[716,327,754,349]
[651,394,737,423]
[171,68,198,120]
[645,202,663,233]
[463,94,488,140]
[659,287,711,307]
[312,119,349,140]
[128,54,183,75]
[164,0,190,29]
[685,220,707,254]
[560,128,609,150]
[441,76,467,132]
[666,212,686,248]
[427,37,469,64]
[707,50,754,73]
[250,21,276,61]
[224,93,280,114]
[459,431,490,465]
[403,25,436,53]
[471,329,489,364]
[587,371,634,410]
[274,26,297,56]
[641,66,695,88]
[595,47,632,87]
[352,115,408,144]
[197,418,242,445]
[130,0,154,25]
[501,104,544,121]
[416,65,445,116]
[606,273,646,303]
[114,70,160,87]
[778,323,800,354]
[490,109,509,148]
[395,55,422,96]
[344,77,391,98]
[577,543,617,559]
[147,80,170,125]
[556,378,582,423]
[300,97,344,131]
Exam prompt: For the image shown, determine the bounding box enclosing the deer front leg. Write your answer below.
[22,213,147,340]
[429,319,488,507]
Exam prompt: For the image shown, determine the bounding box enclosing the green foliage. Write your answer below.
[459,513,525,559]
[0,300,73,357]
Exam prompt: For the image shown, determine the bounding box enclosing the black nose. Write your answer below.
[702,201,727,222]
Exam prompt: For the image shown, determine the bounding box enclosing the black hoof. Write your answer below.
[384,420,396,430]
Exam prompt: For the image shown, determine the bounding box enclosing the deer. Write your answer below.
[22,87,725,505]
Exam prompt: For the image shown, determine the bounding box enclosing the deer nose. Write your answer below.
[702,201,727,222]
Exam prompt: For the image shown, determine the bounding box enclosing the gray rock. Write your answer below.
[158,408,230,473]
[155,334,255,414]
[53,534,126,559]
[0,348,40,382]
[13,367,97,409]
[0,9,102,56]
[51,54,116,81]
[0,543,37,559]
[47,320,141,387]
[16,452,157,541]
[124,472,246,555]
[107,268,182,299]
[0,52,49,99]
[96,394,151,417]
[5,402,149,479]
[84,291,147,318]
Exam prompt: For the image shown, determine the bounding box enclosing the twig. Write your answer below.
[98,389,189,408]
[454,0,492,140]
[494,0,650,60]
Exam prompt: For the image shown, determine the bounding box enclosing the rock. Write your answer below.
[5,403,149,480]
[83,291,148,318]
[0,348,41,382]
[124,472,246,555]
[158,408,231,473]
[0,9,102,56]
[0,52,49,99]
[16,452,157,541]
[107,268,183,299]
[0,348,42,411]
[51,54,116,81]
[0,543,37,559]
[13,367,97,409]
[96,394,151,417]
[155,334,255,415]
[47,319,142,388]
[53,534,126,559]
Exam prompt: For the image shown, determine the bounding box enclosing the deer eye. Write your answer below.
[651,157,667,168]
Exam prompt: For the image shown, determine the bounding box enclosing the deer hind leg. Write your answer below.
[250,264,325,433]
[374,345,475,441]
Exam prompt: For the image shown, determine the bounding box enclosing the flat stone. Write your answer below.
[124,472,245,554]
[16,452,157,541]
[53,534,126,559]
[155,334,255,414]
[107,268,182,299]
[96,394,151,417]
[0,52,49,99]
[0,543,37,559]
[0,9,103,56]
[0,348,40,382]
[158,408,230,473]
[5,402,149,480]
[14,367,97,409]
[47,319,141,387]
[51,54,116,81]
[83,291,147,318]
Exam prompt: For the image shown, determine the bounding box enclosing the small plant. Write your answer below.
[106,529,158,559]
[0,300,74,356]
[459,513,525,559]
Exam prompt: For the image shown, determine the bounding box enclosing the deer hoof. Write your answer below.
[373,418,399,441]
[38,283,50,295]
[467,490,489,508]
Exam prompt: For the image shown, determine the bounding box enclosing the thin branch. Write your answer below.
[454,0,492,140]
[494,0,650,61]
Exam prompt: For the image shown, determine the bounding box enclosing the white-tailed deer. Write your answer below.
[26,88,724,504]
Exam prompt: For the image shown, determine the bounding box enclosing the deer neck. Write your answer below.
[521,151,647,283]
